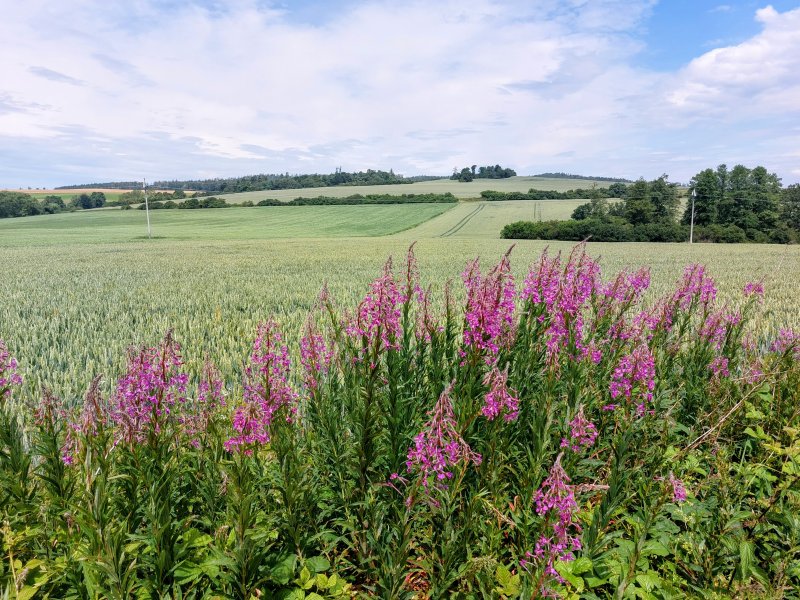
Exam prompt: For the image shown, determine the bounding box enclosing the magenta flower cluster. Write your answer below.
[669,473,688,503]
[771,329,800,359]
[609,344,656,414]
[462,254,516,356]
[481,366,519,422]
[0,339,23,399]
[346,258,405,354]
[182,359,226,448]
[560,406,598,452]
[521,246,602,363]
[406,386,482,491]
[110,332,189,445]
[300,317,333,391]
[528,454,581,583]
[225,321,297,454]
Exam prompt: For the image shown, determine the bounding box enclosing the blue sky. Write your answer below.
[1,0,799,188]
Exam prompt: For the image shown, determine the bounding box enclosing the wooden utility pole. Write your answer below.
[689,188,696,244]
[143,179,151,239]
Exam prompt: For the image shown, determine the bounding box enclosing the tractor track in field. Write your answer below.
[438,203,485,237]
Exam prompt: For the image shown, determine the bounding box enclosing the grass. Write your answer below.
[392,199,589,238]
[1,199,799,398]
[0,203,454,247]
[215,176,628,203]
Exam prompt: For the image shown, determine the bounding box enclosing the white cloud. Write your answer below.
[0,0,797,186]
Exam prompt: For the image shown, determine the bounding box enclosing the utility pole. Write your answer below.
[688,188,696,244]
[143,178,152,239]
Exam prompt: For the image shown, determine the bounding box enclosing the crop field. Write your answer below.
[1,200,799,398]
[2,197,800,597]
[215,176,627,203]
[393,199,589,238]
[0,203,453,247]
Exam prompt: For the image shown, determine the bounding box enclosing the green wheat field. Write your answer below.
[2,181,798,399]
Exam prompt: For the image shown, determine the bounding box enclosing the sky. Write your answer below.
[1,0,799,188]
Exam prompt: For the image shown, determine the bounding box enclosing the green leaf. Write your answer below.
[571,557,592,575]
[305,555,330,574]
[635,572,661,591]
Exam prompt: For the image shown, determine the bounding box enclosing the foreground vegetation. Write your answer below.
[1,243,799,598]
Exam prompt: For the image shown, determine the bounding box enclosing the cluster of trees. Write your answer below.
[503,165,800,244]
[132,196,229,210]
[481,183,628,201]
[451,164,516,182]
[681,164,797,241]
[533,172,633,183]
[0,191,107,219]
[59,169,412,193]
[256,193,457,206]
[115,189,187,206]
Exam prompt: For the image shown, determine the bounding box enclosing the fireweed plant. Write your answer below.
[1,243,799,599]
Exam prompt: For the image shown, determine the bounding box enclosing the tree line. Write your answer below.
[0,191,108,219]
[503,165,800,244]
[532,172,633,183]
[481,182,628,201]
[451,164,516,182]
[56,169,414,193]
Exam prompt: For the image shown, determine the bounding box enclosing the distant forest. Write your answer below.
[533,172,634,183]
[56,169,416,193]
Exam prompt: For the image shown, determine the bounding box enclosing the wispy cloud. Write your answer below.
[28,67,85,86]
[0,0,797,186]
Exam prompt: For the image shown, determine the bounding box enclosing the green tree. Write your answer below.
[780,184,800,230]
[649,174,679,223]
[623,179,654,225]
[682,169,719,226]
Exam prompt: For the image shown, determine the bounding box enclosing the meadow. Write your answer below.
[215,176,627,203]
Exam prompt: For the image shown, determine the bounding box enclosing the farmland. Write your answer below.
[2,190,800,598]
[1,200,799,399]
[215,176,627,203]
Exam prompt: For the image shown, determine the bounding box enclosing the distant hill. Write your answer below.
[532,172,633,183]
[56,169,421,193]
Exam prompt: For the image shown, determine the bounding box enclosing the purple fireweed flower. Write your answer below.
[225,321,298,454]
[415,285,443,342]
[0,340,23,400]
[406,385,482,491]
[481,366,519,422]
[771,329,800,360]
[521,245,601,364]
[743,281,765,300]
[531,454,582,584]
[597,267,651,308]
[609,344,655,415]
[560,406,597,452]
[300,316,333,391]
[348,257,404,353]
[62,375,106,466]
[522,249,562,310]
[669,473,687,503]
[182,359,226,448]
[672,264,718,313]
[462,252,516,357]
[700,309,741,350]
[708,356,730,379]
[110,331,189,445]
